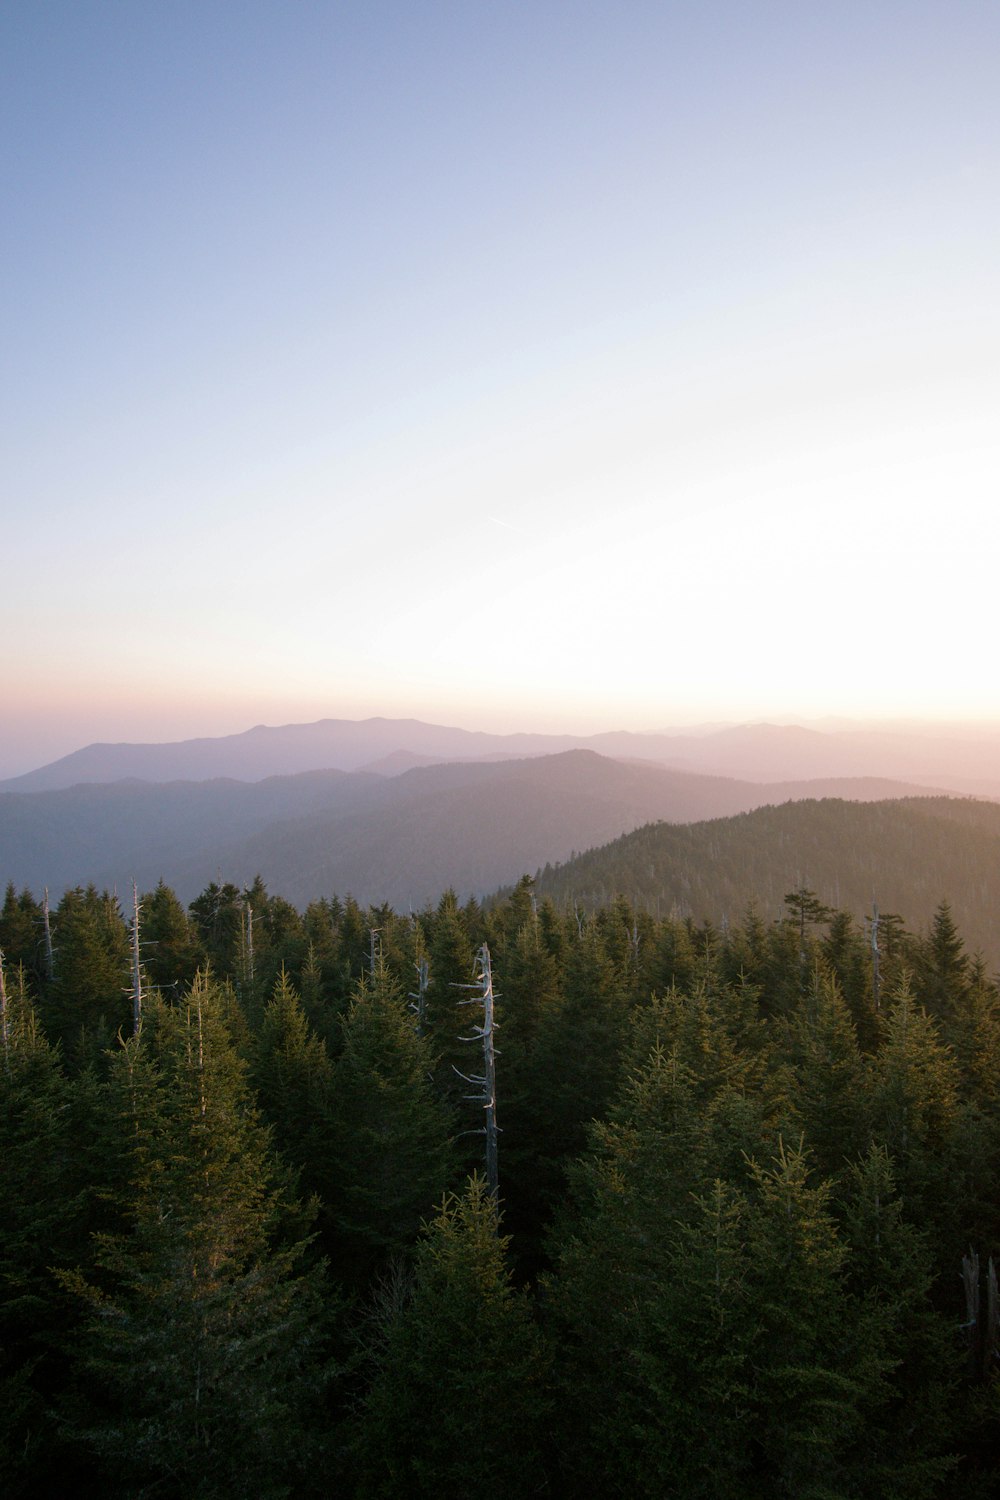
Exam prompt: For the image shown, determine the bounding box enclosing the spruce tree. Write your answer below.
[351,1175,550,1498]
[44,886,131,1061]
[836,1147,959,1499]
[0,975,88,1494]
[250,967,336,1212]
[742,1140,860,1498]
[62,976,334,1498]
[138,879,206,995]
[328,958,454,1283]
[869,975,961,1257]
[785,969,870,1180]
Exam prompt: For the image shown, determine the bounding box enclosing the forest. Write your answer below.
[3,871,1000,1497]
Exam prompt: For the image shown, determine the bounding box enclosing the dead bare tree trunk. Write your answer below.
[870,898,881,1012]
[454,943,500,1203]
[409,955,429,1036]
[130,880,143,1037]
[480,946,499,1200]
[0,946,8,1071]
[239,896,256,1014]
[42,887,55,982]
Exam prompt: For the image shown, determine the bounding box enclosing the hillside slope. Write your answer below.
[529,795,1000,963]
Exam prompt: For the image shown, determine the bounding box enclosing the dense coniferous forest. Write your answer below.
[4,870,1000,1496]
[529,796,1000,967]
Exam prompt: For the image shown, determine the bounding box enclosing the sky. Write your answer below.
[2,1,999,777]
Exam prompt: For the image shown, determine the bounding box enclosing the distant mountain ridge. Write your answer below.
[0,746,957,907]
[5,713,1000,797]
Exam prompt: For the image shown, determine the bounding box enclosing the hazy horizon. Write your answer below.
[4,5,998,780]
[6,705,1000,785]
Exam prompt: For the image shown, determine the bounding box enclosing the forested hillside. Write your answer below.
[532,795,1000,967]
[4,871,1000,1496]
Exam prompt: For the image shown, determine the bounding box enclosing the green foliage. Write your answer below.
[0,884,45,990]
[0,977,89,1491]
[2,873,996,1495]
[62,976,334,1498]
[44,885,131,1059]
[138,879,205,995]
[869,975,962,1256]
[327,959,454,1283]
[188,880,244,975]
[784,969,871,1178]
[251,967,336,1208]
[351,1176,551,1498]
[532,796,1000,968]
[422,888,476,1094]
[741,1140,860,1498]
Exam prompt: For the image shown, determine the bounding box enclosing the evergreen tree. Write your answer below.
[916,900,971,1025]
[822,908,879,1051]
[62,977,334,1498]
[649,913,700,994]
[351,1175,550,1498]
[44,886,130,1060]
[138,879,206,995]
[0,975,88,1493]
[836,1147,959,1498]
[869,975,961,1256]
[547,1033,752,1497]
[187,880,244,976]
[719,902,770,992]
[250,967,336,1211]
[328,959,454,1283]
[0,885,45,991]
[785,968,870,1180]
[742,1140,860,1498]
[423,889,476,1096]
[512,923,631,1229]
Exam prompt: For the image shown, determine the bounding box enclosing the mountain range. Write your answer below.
[0,735,960,907]
[5,714,1000,796]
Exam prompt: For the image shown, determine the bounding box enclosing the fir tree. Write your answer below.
[328,958,454,1283]
[351,1175,551,1498]
[0,975,88,1493]
[250,967,336,1211]
[138,879,205,995]
[62,976,334,1498]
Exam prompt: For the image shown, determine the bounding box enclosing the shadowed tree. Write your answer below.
[327,958,454,1283]
[188,881,244,977]
[822,908,879,1051]
[139,879,206,996]
[869,974,961,1257]
[785,968,870,1180]
[0,886,46,993]
[44,886,130,1061]
[350,1175,551,1498]
[250,967,336,1213]
[422,889,476,1097]
[836,1146,959,1498]
[742,1140,861,1498]
[0,972,92,1494]
[511,923,631,1231]
[915,900,972,1036]
[62,975,334,1498]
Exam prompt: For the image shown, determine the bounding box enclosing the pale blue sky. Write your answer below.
[3,3,999,775]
